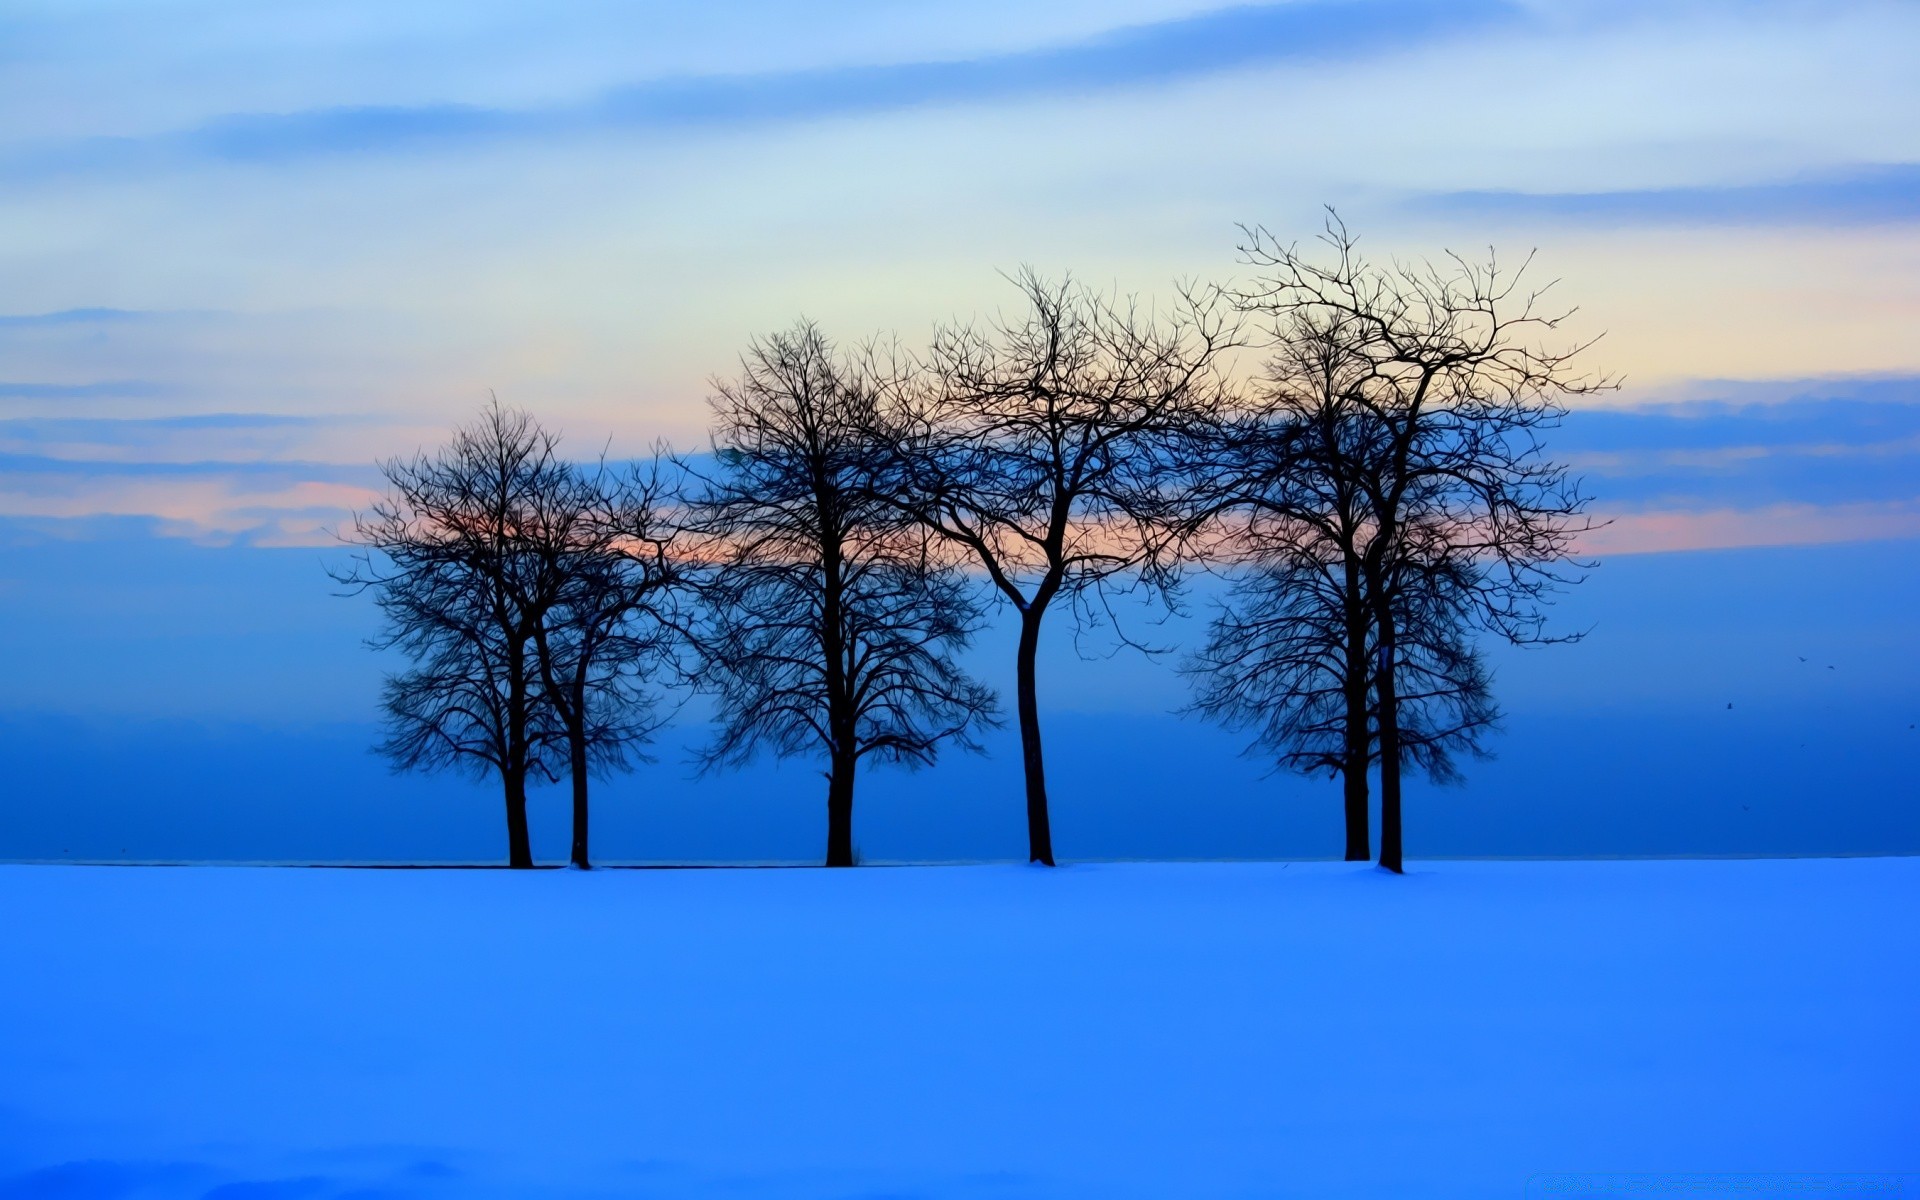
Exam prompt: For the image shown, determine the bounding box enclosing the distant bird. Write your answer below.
[1741,805,1750,812]
[1798,656,1808,662]
[1828,665,1836,670]
[1727,702,1733,709]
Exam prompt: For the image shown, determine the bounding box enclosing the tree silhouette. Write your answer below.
[878,271,1237,864]
[336,402,567,868]
[1228,216,1605,872]
[688,322,999,867]
[337,402,683,868]
[1183,310,1495,860]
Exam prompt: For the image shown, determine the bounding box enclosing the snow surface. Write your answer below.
[2,859,1915,1199]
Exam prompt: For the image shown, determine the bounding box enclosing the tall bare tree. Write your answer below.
[1181,312,1379,858]
[689,322,998,867]
[1183,310,1495,859]
[1230,216,1606,872]
[879,271,1238,864]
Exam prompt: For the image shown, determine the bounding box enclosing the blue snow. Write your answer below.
[1,859,1914,1198]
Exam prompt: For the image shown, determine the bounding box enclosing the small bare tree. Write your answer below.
[879,271,1238,864]
[338,403,686,869]
[335,402,566,868]
[1230,216,1606,872]
[689,322,998,867]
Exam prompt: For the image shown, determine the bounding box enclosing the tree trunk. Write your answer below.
[1014,607,1055,866]
[1342,746,1371,862]
[825,751,856,867]
[1375,625,1403,875]
[568,729,591,870]
[505,630,536,869]
[1341,556,1371,862]
[504,768,534,869]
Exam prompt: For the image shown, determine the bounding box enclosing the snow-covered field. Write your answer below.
[2,859,1914,1199]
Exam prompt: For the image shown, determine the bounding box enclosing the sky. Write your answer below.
[1,0,1917,862]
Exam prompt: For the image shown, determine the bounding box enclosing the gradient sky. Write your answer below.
[2,0,1916,861]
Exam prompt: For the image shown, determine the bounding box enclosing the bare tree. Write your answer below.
[1230,216,1607,872]
[337,402,686,869]
[688,322,999,867]
[335,401,566,868]
[1181,312,1380,858]
[879,270,1238,864]
[1183,310,1495,859]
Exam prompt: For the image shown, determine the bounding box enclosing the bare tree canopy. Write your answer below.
[688,322,999,867]
[335,402,565,868]
[1183,553,1498,860]
[1219,214,1606,872]
[1184,305,1495,860]
[878,270,1240,864]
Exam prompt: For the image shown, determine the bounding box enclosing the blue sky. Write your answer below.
[1,0,1916,860]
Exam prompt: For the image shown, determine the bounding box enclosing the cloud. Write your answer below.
[1558,378,1920,509]
[0,308,152,329]
[1553,377,1920,553]
[0,414,335,464]
[0,452,371,480]
[1581,500,1920,556]
[7,374,1914,552]
[0,381,174,400]
[2,413,318,435]
[6,0,1521,174]
[0,455,379,546]
[1421,162,1920,227]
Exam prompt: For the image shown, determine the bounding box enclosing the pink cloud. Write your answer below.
[0,476,379,546]
[7,472,1918,559]
[1582,500,1920,555]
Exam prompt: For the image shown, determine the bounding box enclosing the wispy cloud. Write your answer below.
[5,0,1521,175]
[1582,500,1920,556]
[0,457,378,547]
[1560,378,1920,553]
[11,377,1915,553]
[1422,163,1920,227]
[1570,382,1920,452]
[0,307,153,328]
[1562,378,1920,509]
[0,452,373,481]
[0,380,176,400]
[0,414,348,466]
[1,413,318,435]
[1621,374,1920,411]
